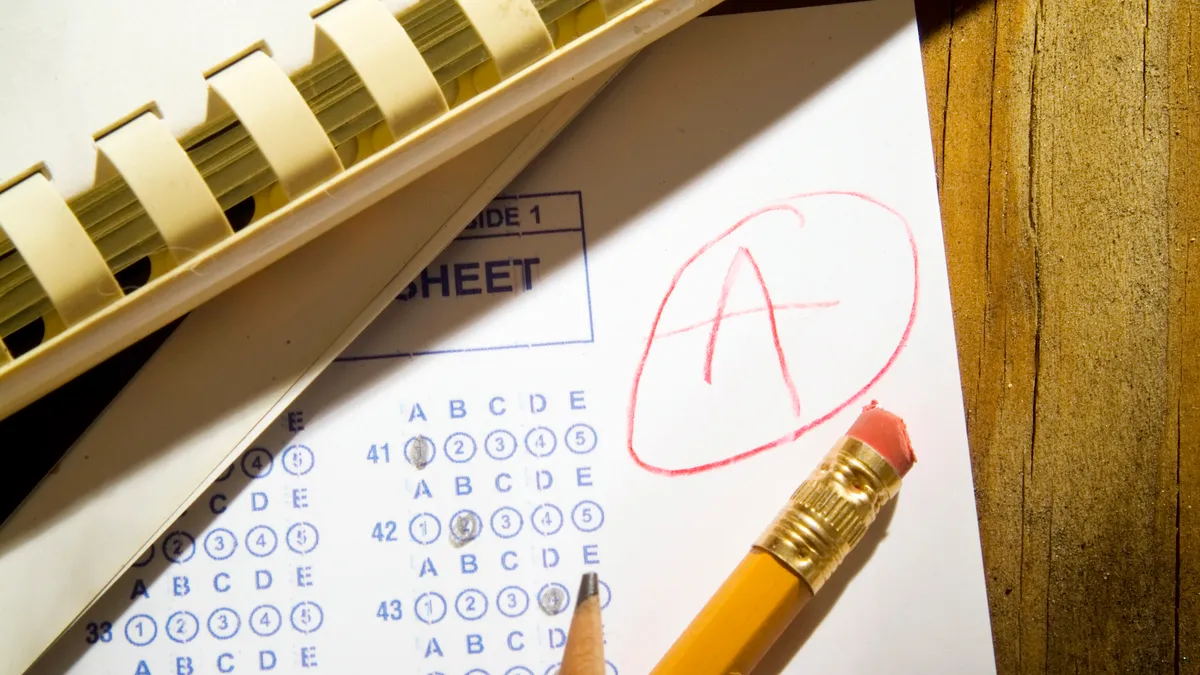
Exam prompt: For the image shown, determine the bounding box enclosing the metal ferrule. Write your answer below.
[752,435,903,593]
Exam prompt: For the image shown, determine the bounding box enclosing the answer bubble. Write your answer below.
[485,429,518,460]
[415,592,447,624]
[490,506,523,539]
[286,522,319,554]
[250,605,282,637]
[245,525,279,557]
[204,528,237,561]
[124,614,157,646]
[531,503,564,536]
[281,444,315,476]
[455,588,488,621]
[445,431,478,463]
[450,509,482,546]
[497,585,530,618]
[290,601,324,634]
[207,608,240,640]
[571,500,605,533]
[166,611,199,644]
[409,512,441,545]
[405,435,436,469]
[524,426,557,458]
[241,448,274,479]
[162,531,195,564]
[564,423,598,453]
[537,583,570,616]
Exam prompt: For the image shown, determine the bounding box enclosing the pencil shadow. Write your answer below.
[753,496,900,675]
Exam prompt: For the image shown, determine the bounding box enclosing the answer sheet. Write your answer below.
[30,2,997,673]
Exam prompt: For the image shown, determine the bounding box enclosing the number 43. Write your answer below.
[376,600,402,621]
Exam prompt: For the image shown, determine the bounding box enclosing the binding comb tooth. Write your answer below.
[95,108,233,265]
[315,0,448,144]
[457,0,554,78]
[207,48,344,201]
[0,170,122,328]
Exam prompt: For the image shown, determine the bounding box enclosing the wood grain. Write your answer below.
[919,0,1196,671]
[1167,3,1200,669]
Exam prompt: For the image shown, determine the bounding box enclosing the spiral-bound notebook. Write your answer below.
[9,2,997,674]
[0,0,719,421]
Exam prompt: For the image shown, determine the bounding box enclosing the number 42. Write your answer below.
[371,521,398,542]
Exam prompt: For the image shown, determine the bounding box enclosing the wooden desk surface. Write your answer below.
[917,0,1197,672]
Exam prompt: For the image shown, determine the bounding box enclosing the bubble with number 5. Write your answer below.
[290,601,324,634]
[564,423,598,454]
[281,444,315,475]
[571,500,605,533]
[287,522,319,554]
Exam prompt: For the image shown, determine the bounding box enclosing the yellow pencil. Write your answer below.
[649,405,916,674]
[561,572,605,675]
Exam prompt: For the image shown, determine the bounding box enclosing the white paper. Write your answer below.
[29,2,997,674]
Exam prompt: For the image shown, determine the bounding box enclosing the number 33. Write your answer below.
[85,621,112,644]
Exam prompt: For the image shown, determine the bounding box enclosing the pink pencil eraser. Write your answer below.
[846,402,916,477]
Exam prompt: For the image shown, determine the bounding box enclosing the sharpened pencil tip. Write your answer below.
[577,572,599,604]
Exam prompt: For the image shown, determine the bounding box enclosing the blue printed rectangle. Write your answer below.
[338,191,593,361]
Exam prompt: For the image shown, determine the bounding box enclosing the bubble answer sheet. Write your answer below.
[28,1,998,674]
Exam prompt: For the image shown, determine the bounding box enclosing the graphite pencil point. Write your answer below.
[577,572,600,604]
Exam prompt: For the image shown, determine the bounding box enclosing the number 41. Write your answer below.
[366,443,390,464]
